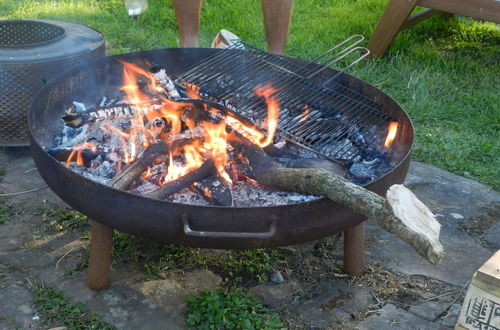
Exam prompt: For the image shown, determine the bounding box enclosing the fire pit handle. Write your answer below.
[182,214,277,239]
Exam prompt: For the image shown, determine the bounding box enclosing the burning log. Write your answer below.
[109,140,169,190]
[150,66,181,100]
[238,139,444,264]
[62,102,165,129]
[191,177,233,206]
[146,161,216,200]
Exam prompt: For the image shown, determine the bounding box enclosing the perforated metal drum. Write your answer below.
[0,19,105,146]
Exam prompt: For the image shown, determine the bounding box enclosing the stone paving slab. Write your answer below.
[366,161,499,286]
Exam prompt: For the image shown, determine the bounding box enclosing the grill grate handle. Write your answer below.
[301,34,370,83]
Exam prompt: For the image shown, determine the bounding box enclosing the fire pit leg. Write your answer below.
[87,220,113,290]
[343,222,365,276]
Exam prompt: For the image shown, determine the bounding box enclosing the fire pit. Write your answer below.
[28,46,414,289]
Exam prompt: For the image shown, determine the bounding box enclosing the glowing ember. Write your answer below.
[384,121,399,149]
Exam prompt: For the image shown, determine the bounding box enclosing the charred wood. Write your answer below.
[146,161,216,200]
[109,140,169,191]
[191,176,233,206]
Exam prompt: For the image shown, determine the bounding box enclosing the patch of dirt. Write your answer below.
[458,203,500,250]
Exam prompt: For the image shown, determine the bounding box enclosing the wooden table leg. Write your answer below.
[343,222,365,276]
[366,0,418,57]
[87,220,113,290]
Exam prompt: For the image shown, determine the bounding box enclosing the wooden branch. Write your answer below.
[146,161,216,200]
[239,141,444,264]
[110,141,169,190]
[110,138,191,191]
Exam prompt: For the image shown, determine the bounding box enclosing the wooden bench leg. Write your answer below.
[367,0,418,57]
[343,222,365,276]
[87,220,113,290]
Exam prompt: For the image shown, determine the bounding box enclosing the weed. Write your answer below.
[32,206,88,231]
[32,284,114,329]
[0,168,5,181]
[143,246,283,283]
[112,231,141,261]
[65,231,141,277]
[0,197,25,225]
[185,288,284,329]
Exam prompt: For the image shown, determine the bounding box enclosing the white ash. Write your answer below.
[68,163,111,186]
[167,182,320,207]
[169,188,210,206]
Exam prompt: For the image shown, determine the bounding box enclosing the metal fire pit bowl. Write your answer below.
[0,19,105,146]
[28,48,414,251]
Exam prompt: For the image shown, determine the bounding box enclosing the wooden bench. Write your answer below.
[367,0,500,57]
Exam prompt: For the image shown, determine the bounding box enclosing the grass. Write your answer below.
[2,0,499,188]
[185,288,284,329]
[32,284,114,329]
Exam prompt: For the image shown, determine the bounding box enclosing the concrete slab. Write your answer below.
[357,304,446,330]
[366,161,499,286]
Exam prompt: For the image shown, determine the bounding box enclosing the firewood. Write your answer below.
[237,139,444,264]
[109,140,169,190]
[146,161,216,200]
[110,138,192,191]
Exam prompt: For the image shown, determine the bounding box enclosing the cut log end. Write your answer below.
[386,184,444,264]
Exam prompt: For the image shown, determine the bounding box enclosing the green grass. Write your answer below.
[2,0,499,188]
[185,288,284,329]
[32,284,115,329]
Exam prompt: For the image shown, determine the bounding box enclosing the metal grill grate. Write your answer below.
[175,39,395,163]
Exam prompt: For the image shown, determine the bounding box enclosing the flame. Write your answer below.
[298,105,309,123]
[201,121,232,184]
[384,121,399,149]
[100,61,283,191]
[254,85,280,147]
[164,141,205,183]
[183,82,202,100]
[65,142,97,167]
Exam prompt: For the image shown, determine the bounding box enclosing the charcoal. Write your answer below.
[191,176,233,206]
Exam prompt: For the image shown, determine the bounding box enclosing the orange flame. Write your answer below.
[103,61,284,189]
[298,105,309,123]
[65,142,97,167]
[384,121,399,149]
[183,82,202,100]
[254,85,280,148]
[201,121,232,184]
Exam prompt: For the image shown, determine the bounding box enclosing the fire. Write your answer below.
[65,142,97,167]
[98,61,282,193]
[298,105,309,123]
[384,121,399,149]
[201,121,232,184]
[254,85,280,147]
